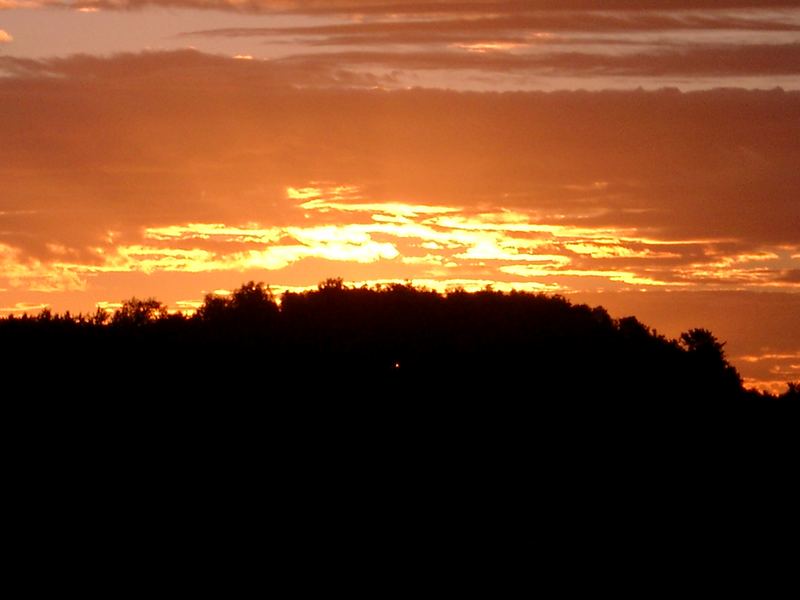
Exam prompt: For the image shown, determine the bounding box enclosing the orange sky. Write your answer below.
[1,1,799,391]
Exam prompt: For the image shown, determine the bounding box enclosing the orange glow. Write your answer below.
[1,5,799,394]
[3,190,795,297]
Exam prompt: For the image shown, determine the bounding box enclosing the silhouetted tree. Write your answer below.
[680,328,742,397]
[230,281,277,318]
[112,297,167,327]
[680,328,727,360]
[197,293,231,323]
[197,282,278,333]
[90,307,110,326]
[781,382,800,400]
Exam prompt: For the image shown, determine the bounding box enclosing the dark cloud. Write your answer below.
[272,43,800,76]
[176,4,800,80]
[778,269,800,282]
[183,13,800,42]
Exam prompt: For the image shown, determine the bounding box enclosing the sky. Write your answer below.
[1,0,799,391]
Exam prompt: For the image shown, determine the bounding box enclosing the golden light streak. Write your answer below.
[286,225,373,246]
[742,378,797,395]
[563,242,679,259]
[738,352,800,363]
[499,264,678,287]
[454,238,570,264]
[452,42,530,53]
[675,252,784,283]
[2,184,795,296]
[0,302,50,315]
[174,300,203,315]
[145,223,282,243]
[427,213,657,245]
[78,234,400,274]
[289,184,458,217]
[428,213,565,234]
[299,198,459,218]
[105,245,225,274]
[244,239,399,269]
[96,301,122,312]
[287,185,360,201]
[401,254,453,266]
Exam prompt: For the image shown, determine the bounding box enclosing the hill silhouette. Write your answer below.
[1,278,796,405]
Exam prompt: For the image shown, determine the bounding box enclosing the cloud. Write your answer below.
[0,30,12,44]
[0,50,798,300]
[9,2,800,87]
[183,12,800,42]
[271,43,800,77]
[176,5,800,83]
[778,269,800,282]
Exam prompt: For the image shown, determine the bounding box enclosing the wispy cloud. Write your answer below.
[168,3,800,90]
[268,43,800,77]
[183,10,800,42]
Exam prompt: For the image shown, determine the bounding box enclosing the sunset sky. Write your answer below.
[1,1,799,391]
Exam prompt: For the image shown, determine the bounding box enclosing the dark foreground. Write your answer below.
[2,280,796,405]
[3,282,796,549]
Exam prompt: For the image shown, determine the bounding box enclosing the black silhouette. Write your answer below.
[1,279,796,406]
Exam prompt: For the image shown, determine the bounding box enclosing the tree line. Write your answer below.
[1,278,797,403]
